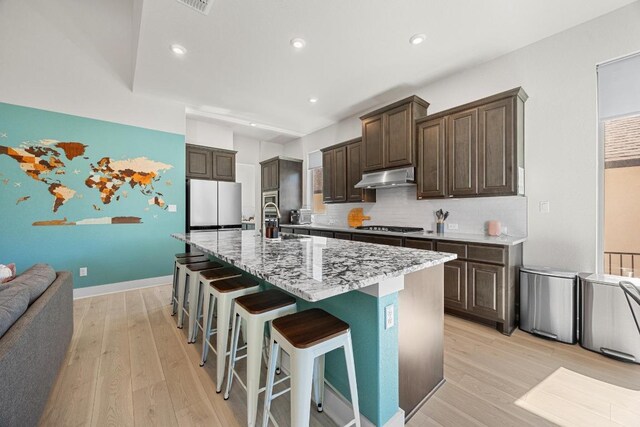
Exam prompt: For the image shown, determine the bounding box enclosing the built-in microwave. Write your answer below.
[262,191,278,217]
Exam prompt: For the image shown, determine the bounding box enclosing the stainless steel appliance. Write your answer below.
[519,266,578,344]
[188,180,242,230]
[354,167,415,189]
[356,225,423,233]
[290,208,311,225]
[262,190,278,219]
[580,274,640,364]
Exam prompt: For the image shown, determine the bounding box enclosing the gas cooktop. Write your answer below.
[355,225,424,233]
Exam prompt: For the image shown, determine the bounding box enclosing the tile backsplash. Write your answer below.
[312,186,527,237]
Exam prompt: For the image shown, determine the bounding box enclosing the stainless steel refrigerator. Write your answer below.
[187,180,242,230]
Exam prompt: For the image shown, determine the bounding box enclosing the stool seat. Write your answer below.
[176,255,209,264]
[272,308,349,349]
[235,289,296,314]
[211,276,259,293]
[185,261,223,271]
[201,267,242,282]
[175,251,203,258]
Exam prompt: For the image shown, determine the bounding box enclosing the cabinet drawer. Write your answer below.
[293,228,310,235]
[352,234,404,247]
[436,242,467,259]
[310,230,334,238]
[280,227,294,234]
[467,244,506,265]
[334,232,352,240]
[404,238,434,251]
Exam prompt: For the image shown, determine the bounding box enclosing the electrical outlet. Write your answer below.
[385,305,394,330]
[79,267,88,277]
[539,201,550,213]
[168,204,177,212]
[447,223,459,230]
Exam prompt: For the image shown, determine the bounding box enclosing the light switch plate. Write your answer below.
[447,223,459,230]
[385,304,394,330]
[168,204,177,212]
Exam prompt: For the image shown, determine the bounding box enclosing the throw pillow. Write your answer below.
[0,264,16,284]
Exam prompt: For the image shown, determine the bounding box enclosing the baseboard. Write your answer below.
[73,275,172,299]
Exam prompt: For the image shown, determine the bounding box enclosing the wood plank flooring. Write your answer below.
[40,285,640,426]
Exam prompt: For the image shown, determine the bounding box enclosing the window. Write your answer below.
[598,52,640,278]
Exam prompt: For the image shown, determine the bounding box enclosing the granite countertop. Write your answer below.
[172,230,456,302]
[283,224,527,246]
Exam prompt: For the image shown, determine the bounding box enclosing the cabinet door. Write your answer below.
[448,109,478,196]
[467,262,505,321]
[346,141,364,202]
[334,232,352,240]
[212,151,235,182]
[310,230,334,238]
[404,238,433,250]
[269,161,279,190]
[362,114,384,172]
[384,103,413,168]
[322,150,334,202]
[186,145,213,180]
[333,146,347,202]
[443,260,467,311]
[417,118,447,199]
[478,98,515,195]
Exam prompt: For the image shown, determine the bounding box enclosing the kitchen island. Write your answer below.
[172,230,456,426]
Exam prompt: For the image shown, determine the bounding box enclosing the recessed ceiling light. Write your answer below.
[409,34,426,45]
[308,97,318,104]
[170,44,187,56]
[250,123,257,127]
[290,38,306,49]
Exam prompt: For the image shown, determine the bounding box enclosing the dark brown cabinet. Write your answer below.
[443,260,467,311]
[468,262,504,321]
[417,118,447,199]
[186,144,236,181]
[404,238,433,250]
[261,159,279,191]
[260,157,303,224]
[360,96,429,172]
[352,233,403,247]
[310,230,334,238]
[322,138,375,204]
[415,87,527,200]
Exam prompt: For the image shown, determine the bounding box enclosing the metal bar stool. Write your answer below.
[178,261,223,330]
[224,289,297,427]
[171,254,208,315]
[262,308,361,427]
[200,271,260,393]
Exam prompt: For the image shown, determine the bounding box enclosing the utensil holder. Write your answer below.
[436,223,445,234]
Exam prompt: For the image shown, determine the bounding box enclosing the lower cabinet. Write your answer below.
[352,233,404,247]
[467,262,504,321]
[310,230,334,238]
[443,260,467,311]
[293,228,310,235]
[333,232,352,240]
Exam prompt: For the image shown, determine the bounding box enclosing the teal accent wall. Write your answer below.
[0,102,185,288]
[263,281,400,426]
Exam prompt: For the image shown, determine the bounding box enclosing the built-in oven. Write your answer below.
[262,190,278,217]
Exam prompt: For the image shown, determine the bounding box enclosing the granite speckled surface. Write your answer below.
[172,230,456,301]
[283,224,527,246]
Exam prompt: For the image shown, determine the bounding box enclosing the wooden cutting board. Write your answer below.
[348,208,371,228]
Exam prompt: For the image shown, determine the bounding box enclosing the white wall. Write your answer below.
[284,2,640,272]
[0,0,185,134]
[186,118,234,149]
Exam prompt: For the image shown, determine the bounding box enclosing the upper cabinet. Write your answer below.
[186,144,236,182]
[360,96,429,172]
[322,138,375,204]
[416,87,527,199]
[261,158,279,191]
[259,157,303,224]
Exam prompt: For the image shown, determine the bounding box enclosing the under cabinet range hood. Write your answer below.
[354,167,416,189]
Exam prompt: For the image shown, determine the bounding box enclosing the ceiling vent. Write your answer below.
[176,0,213,15]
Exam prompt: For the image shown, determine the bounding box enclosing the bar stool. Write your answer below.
[171,254,209,315]
[224,289,297,427]
[177,261,223,330]
[200,271,260,393]
[262,309,361,427]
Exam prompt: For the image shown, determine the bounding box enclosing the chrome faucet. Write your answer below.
[262,202,281,236]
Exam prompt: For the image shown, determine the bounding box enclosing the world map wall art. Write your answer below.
[0,104,177,227]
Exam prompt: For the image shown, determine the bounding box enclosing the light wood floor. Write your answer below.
[40,285,640,426]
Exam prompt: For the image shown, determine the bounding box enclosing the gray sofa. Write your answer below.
[0,269,73,426]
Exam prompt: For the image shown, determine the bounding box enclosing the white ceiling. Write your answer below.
[133,0,635,137]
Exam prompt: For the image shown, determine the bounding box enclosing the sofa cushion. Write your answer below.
[0,285,30,338]
[6,264,56,305]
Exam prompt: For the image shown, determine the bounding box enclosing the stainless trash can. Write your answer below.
[519,266,578,344]
[580,274,640,364]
